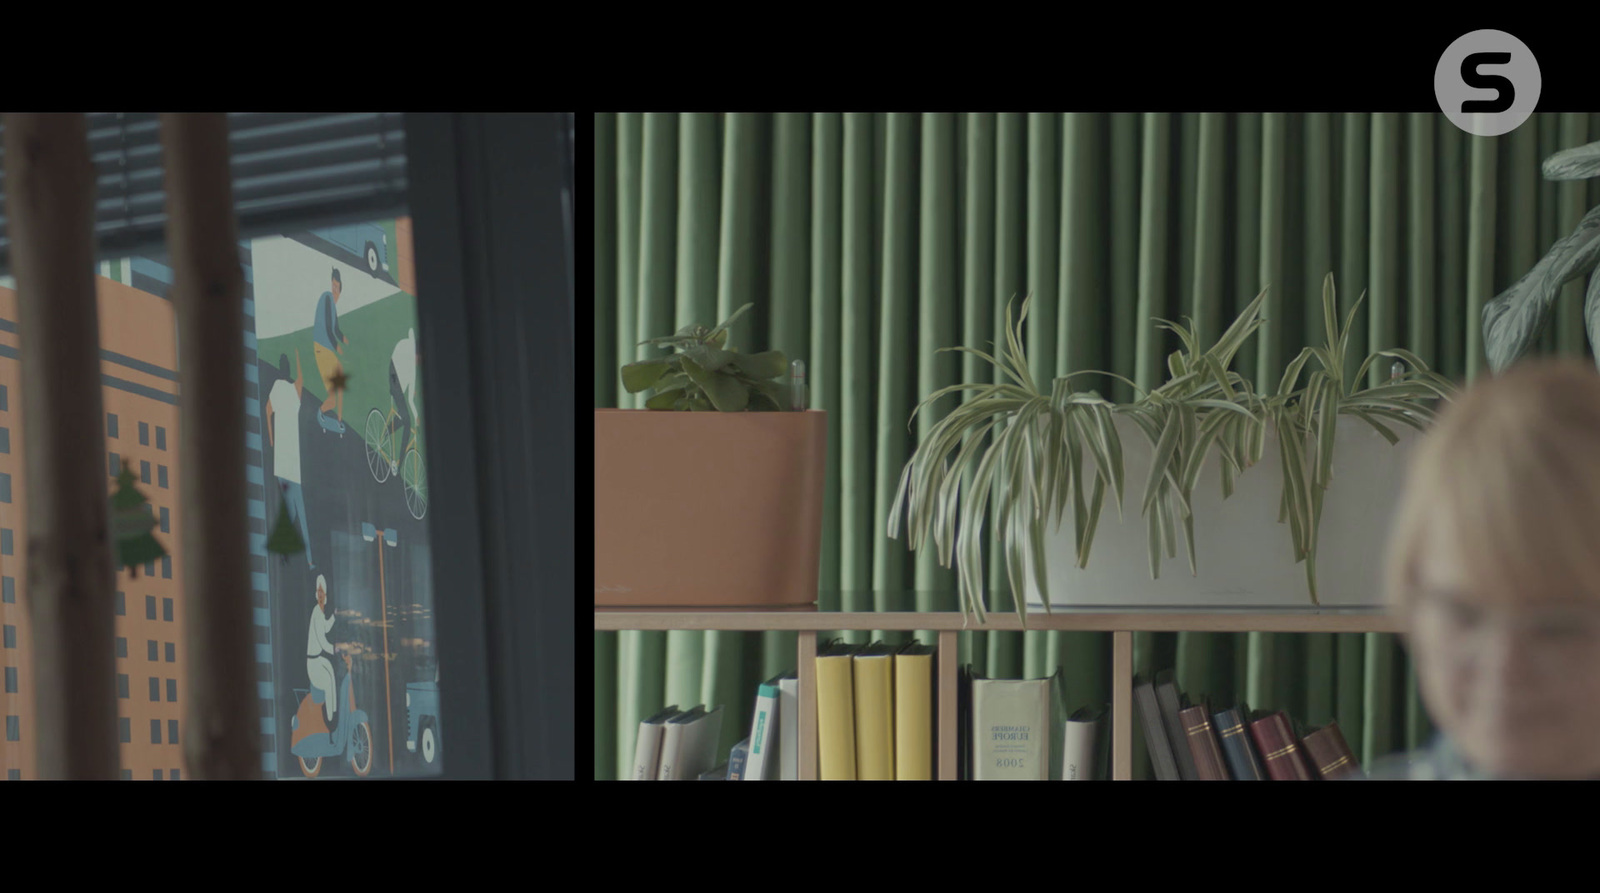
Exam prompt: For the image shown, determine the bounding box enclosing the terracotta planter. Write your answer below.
[594,409,826,608]
[1022,414,1420,609]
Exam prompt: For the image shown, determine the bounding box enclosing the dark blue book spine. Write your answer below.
[727,739,751,781]
[1212,706,1267,781]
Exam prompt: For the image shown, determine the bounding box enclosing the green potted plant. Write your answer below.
[890,275,1457,625]
[594,304,827,608]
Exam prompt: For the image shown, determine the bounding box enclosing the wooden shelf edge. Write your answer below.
[595,609,1403,634]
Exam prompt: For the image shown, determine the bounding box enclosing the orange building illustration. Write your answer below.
[0,276,188,781]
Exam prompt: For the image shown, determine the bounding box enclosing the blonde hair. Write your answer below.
[1385,357,1600,609]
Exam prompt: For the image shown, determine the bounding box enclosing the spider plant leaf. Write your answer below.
[1322,272,1340,357]
[1277,407,1312,562]
[1250,408,1268,466]
[1073,406,1122,523]
[1203,355,1238,401]
[1277,346,1317,400]
[1353,405,1430,432]
[1029,489,1050,615]
[1142,407,1183,517]
[1160,486,1178,559]
[1182,499,1198,576]
[1154,317,1201,359]
[1146,501,1163,581]
[1181,410,1233,499]
[1069,471,1102,569]
[1001,296,1039,396]
[1316,378,1339,490]
[1067,414,1089,565]
[1212,287,1271,366]
[939,347,1029,390]
[1220,440,1238,499]
[1167,348,1189,382]
[1347,409,1401,445]
[1186,398,1257,420]
[1337,289,1368,365]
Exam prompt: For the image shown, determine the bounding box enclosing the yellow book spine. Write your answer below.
[894,653,933,780]
[815,654,856,780]
[853,655,895,780]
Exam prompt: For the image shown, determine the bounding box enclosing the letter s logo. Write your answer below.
[1460,52,1514,113]
[1436,31,1540,137]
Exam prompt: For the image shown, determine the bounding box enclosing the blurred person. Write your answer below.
[312,267,350,430]
[1374,357,1600,779]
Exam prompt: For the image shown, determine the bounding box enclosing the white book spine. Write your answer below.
[779,676,800,781]
[1062,719,1102,780]
[745,686,781,780]
[633,721,665,781]
[657,721,687,780]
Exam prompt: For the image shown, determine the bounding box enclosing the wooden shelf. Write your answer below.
[596,607,1403,780]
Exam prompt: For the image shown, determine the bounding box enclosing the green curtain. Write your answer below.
[593,112,1600,780]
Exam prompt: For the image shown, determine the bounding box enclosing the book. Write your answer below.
[698,761,729,780]
[778,671,800,781]
[744,673,785,781]
[1154,670,1200,781]
[853,641,897,780]
[1178,697,1232,780]
[816,640,862,780]
[1062,705,1107,781]
[1301,720,1364,780]
[1211,703,1266,781]
[1248,710,1316,781]
[970,671,1051,780]
[1133,675,1180,780]
[727,737,751,780]
[895,641,936,781]
[657,705,724,780]
[631,705,681,781]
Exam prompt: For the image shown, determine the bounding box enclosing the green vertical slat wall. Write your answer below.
[593,112,1600,780]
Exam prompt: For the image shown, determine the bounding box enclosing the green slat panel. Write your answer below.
[1340,114,1370,393]
[990,113,1027,621]
[677,113,722,331]
[1504,119,1539,366]
[717,113,764,352]
[594,631,617,779]
[1232,114,1262,387]
[1362,631,1398,765]
[1558,114,1590,358]
[1303,632,1334,727]
[637,114,678,368]
[1110,113,1141,405]
[1537,113,1560,355]
[811,113,844,603]
[616,113,643,407]
[615,629,666,779]
[1407,114,1437,367]
[1368,113,1400,389]
[770,112,812,367]
[1465,135,1500,381]
[1335,632,1366,762]
[663,629,703,716]
[871,113,917,609]
[1256,113,1287,394]
[1135,113,1172,392]
[595,114,618,408]
[703,630,748,768]
[1304,113,1334,351]
[838,114,877,622]
[914,112,959,606]
[1027,113,1060,389]
[1177,114,1200,332]
[1191,113,1225,349]
[1438,120,1466,378]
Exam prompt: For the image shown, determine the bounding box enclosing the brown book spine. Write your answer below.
[1247,712,1316,780]
[1301,720,1364,780]
[1179,704,1232,780]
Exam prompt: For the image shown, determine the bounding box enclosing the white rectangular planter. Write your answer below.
[1022,414,1420,610]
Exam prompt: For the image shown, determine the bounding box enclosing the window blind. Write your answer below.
[0,112,408,275]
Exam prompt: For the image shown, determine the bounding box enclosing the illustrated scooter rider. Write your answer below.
[305,575,344,744]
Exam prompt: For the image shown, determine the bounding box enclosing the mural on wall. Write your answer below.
[252,216,437,779]
[0,216,433,781]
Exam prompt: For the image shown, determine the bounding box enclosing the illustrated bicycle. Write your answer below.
[363,403,427,520]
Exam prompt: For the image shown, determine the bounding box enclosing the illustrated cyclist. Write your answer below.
[387,328,420,473]
[312,267,350,432]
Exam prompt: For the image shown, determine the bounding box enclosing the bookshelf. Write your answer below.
[594,606,1405,780]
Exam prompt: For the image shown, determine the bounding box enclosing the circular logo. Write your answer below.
[1435,30,1540,137]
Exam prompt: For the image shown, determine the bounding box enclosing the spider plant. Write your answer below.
[890,273,1454,626]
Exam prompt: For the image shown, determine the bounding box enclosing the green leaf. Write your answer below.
[621,359,673,394]
[644,387,686,410]
[681,357,748,411]
[1079,474,1105,569]
[733,349,789,380]
[1277,347,1316,399]
[706,303,754,343]
[1142,408,1183,517]
[683,342,737,373]
[1347,409,1400,445]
